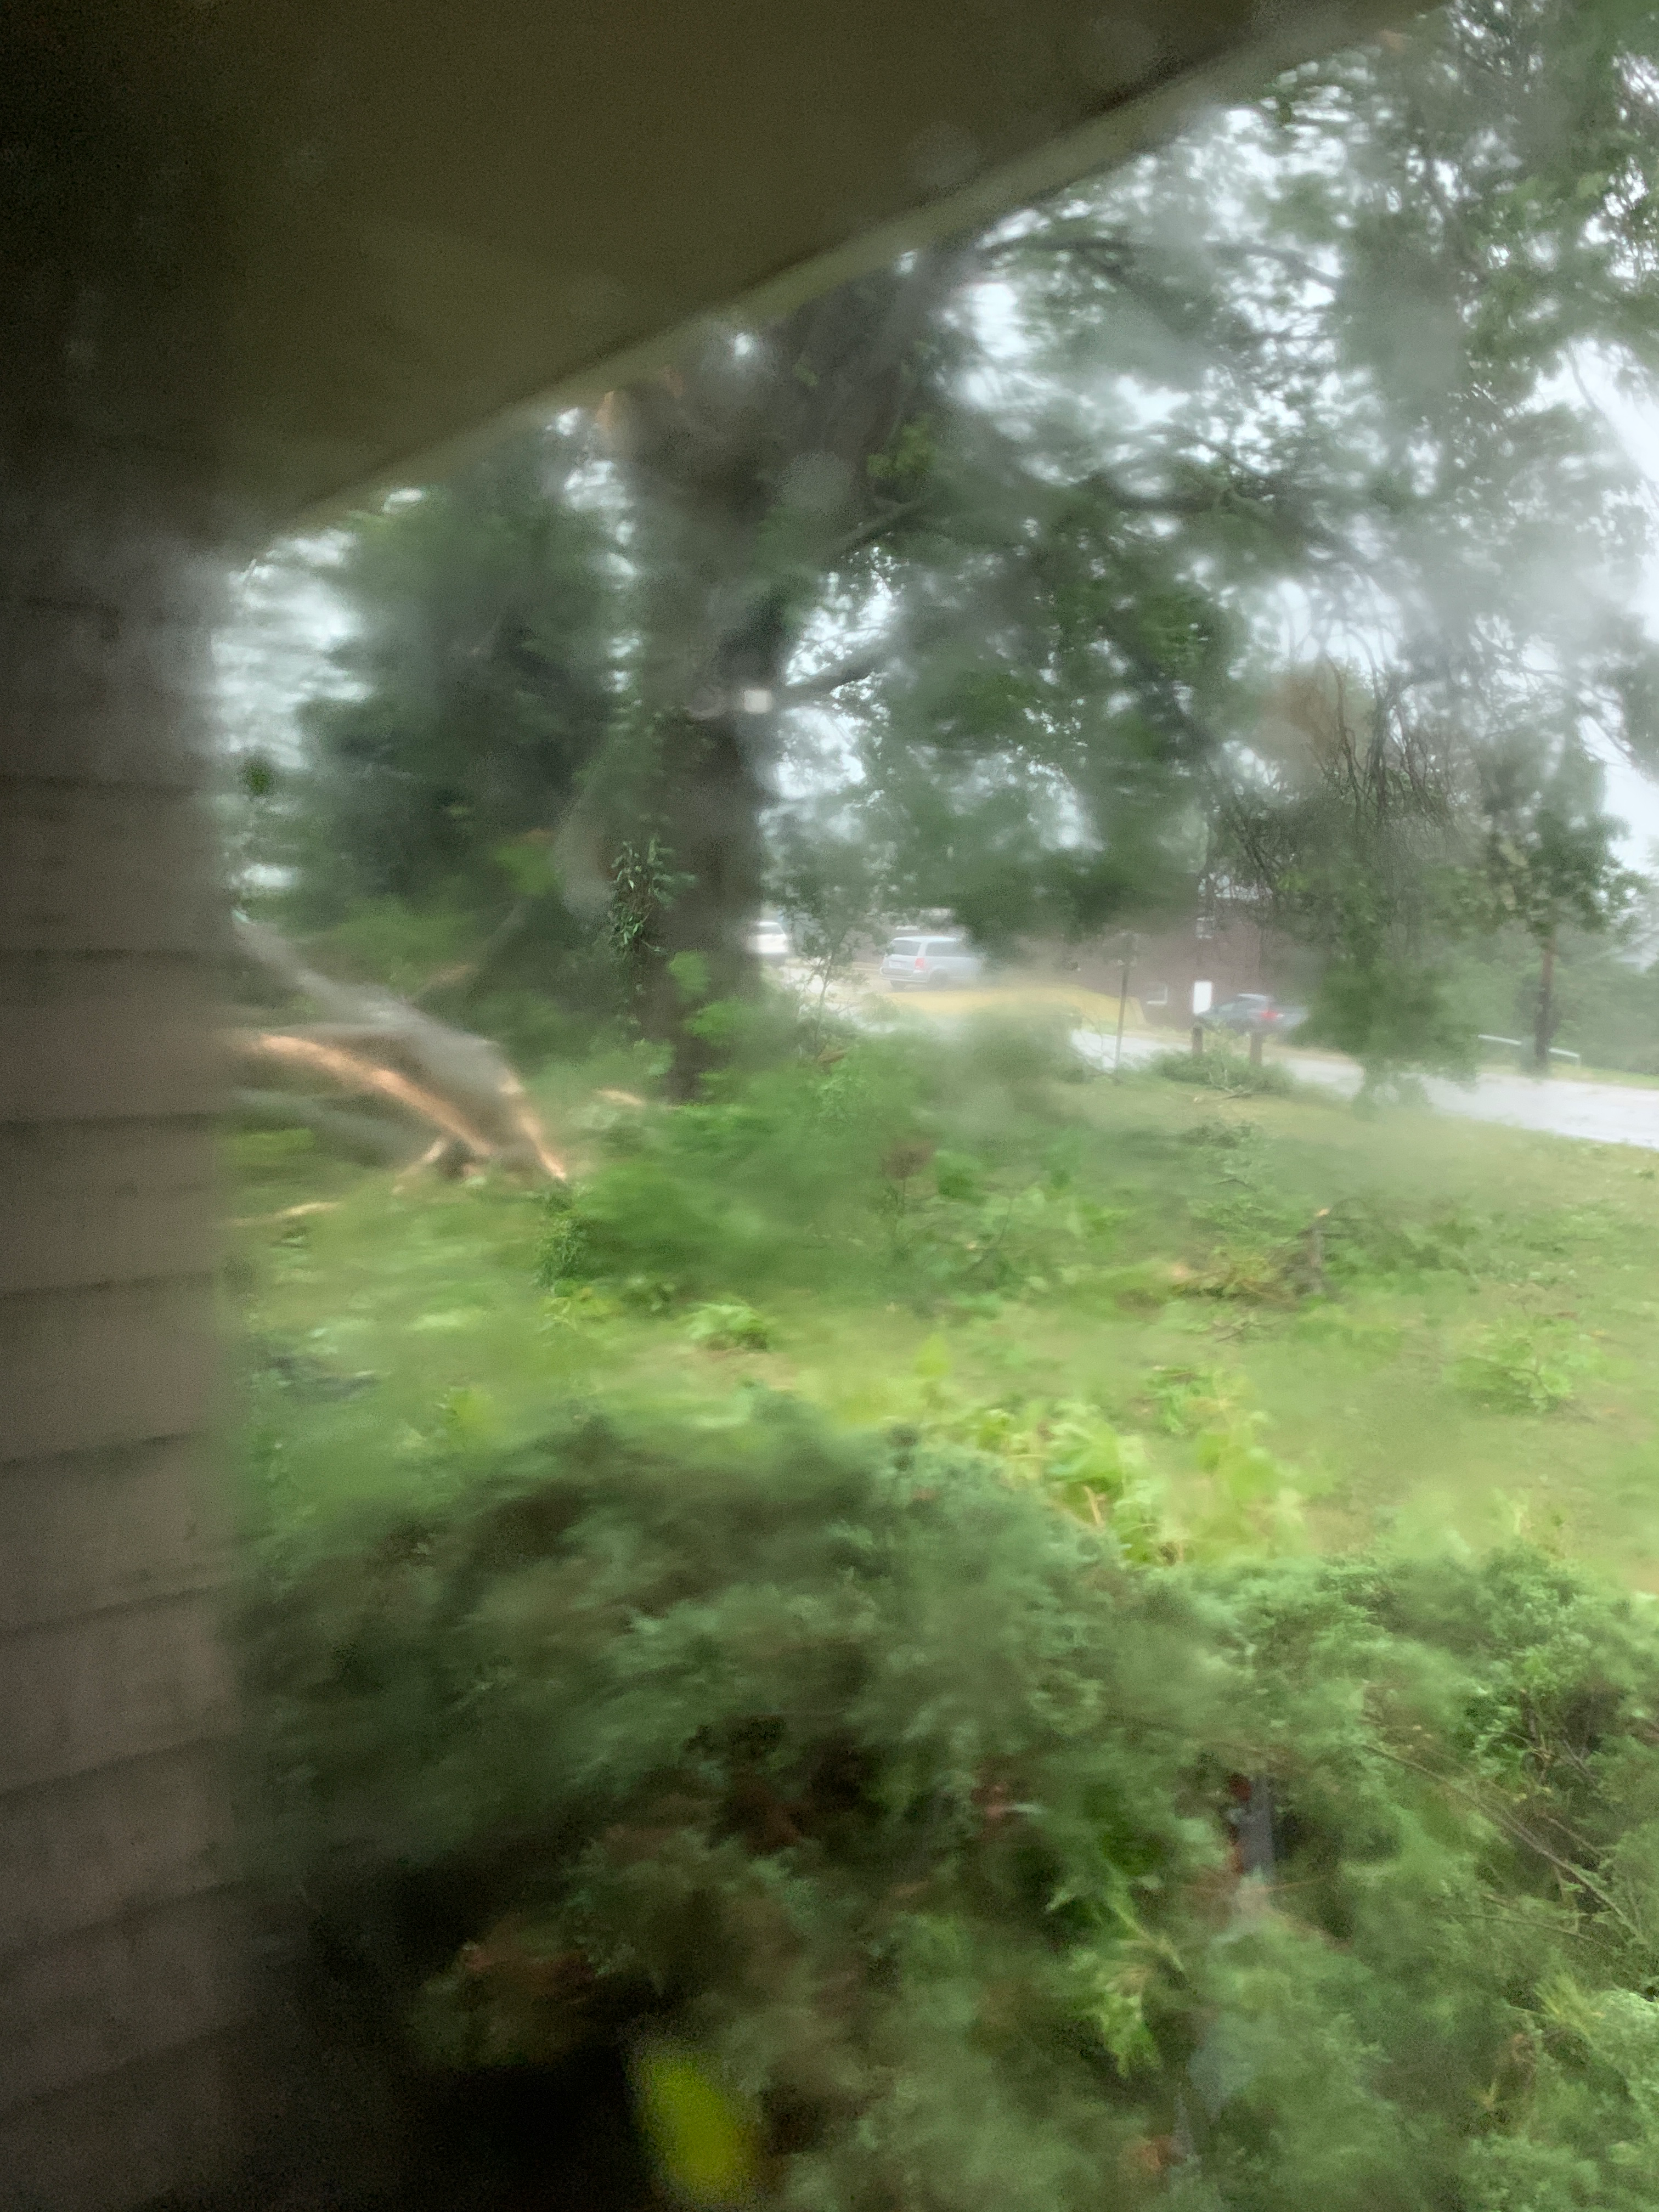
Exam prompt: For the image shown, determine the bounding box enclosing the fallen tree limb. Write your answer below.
[394,1137,453,1192]
[233,1032,496,1159]
[228,1088,420,1167]
[410,897,535,1006]
[229,913,567,1180]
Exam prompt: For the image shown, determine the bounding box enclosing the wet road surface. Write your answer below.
[1081,1031,1659,1152]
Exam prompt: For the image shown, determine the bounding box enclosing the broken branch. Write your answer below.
[229,913,567,1180]
[233,1032,496,1158]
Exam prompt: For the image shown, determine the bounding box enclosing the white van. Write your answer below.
[881,933,984,990]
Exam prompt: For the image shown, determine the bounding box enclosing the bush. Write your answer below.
[685,1299,775,1351]
[1449,1319,1596,1413]
[250,1404,1224,2210]
[250,1403,1659,2212]
[531,1036,1132,1314]
[1153,1047,1300,1098]
[532,1040,933,1300]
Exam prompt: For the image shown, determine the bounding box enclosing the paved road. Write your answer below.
[806,969,1659,1154]
[1075,1028,1659,1153]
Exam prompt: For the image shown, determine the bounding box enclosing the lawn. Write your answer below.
[233,1017,1659,2211]
[230,1019,1659,1584]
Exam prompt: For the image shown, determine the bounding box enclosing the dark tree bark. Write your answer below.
[633,720,769,1090]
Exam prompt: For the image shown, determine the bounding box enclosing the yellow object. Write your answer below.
[887,981,1152,1026]
[630,2037,762,2208]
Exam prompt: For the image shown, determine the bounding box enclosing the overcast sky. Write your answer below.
[1569,365,1659,862]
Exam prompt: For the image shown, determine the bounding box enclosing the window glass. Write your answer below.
[217,15,1659,2204]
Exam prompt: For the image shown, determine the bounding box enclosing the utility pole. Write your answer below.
[1534,927,1556,1076]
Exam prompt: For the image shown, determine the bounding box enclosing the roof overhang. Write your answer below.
[14,1,1422,522]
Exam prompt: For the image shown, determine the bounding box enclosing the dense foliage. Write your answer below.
[252,1397,1659,2212]
[233,423,623,1059]
[232,984,1659,2206]
[229,0,1659,1085]
[217,8,1659,2206]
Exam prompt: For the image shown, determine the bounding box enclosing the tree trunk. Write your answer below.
[635,713,768,1098]
[601,255,968,1096]
[1534,930,1556,1075]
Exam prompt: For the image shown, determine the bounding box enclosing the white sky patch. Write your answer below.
[216,534,358,768]
[1552,353,1659,859]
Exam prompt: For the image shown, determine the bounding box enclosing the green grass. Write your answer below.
[231,1024,1659,1583]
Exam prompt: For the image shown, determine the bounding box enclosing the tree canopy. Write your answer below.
[237,0,1659,1082]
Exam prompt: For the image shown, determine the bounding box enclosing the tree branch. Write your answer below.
[410,898,534,1005]
[780,651,884,706]
[229,913,567,1180]
[232,1032,496,1158]
[822,496,929,568]
[227,1088,419,1167]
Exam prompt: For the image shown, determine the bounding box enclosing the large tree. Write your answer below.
[1471,731,1643,1069]
[255,419,622,1033]
[576,256,969,1088]
[1214,661,1475,1076]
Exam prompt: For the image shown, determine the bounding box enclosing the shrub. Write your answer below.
[1152,1047,1300,1098]
[250,1404,1226,2211]
[532,1041,935,1300]
[250,1404,1659,2212]
[1449,1319,1595,1413]
[685,1300,775,1351]
[530,1037,1130,1313]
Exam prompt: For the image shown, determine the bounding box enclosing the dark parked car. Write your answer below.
[1204,993,1305,1036]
